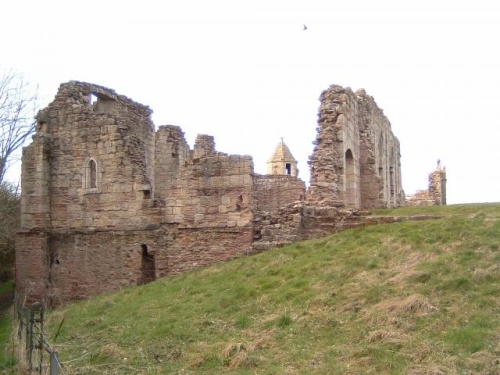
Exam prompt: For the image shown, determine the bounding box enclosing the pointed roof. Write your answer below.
[267,138,297,164]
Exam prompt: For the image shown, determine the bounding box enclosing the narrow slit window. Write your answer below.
[89,159,97,189]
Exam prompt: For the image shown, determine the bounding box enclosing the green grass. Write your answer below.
[0,280,15,371]
[44,203,500,374]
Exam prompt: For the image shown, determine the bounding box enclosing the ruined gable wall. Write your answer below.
[35,81,157,230]
[307,85,403,209]
[308,85,361,207]
[356,89,404,208]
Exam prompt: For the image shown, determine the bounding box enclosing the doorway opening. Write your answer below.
[141,244,156,284]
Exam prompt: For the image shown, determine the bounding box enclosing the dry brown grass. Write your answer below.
[99,343,127,361]
[406,365,454,375]
[365,329,408,345]
[371,294,438,316]
[466,350,500,370]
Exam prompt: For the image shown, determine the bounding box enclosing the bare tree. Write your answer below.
[0,182,19,280]
[0,70,38,183]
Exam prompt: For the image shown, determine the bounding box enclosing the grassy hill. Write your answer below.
[40,204,500,374]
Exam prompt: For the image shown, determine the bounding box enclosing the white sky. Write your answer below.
[2,0,499,204]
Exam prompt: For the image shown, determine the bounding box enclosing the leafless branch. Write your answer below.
[0,70,39,183]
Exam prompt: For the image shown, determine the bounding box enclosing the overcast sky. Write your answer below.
[2,0,499,204]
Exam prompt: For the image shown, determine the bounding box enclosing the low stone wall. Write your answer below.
[253,175,305,213]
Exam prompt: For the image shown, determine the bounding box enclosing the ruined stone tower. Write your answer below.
[407,161,447,206]
[428,160,447,205]
[267,138,298,177]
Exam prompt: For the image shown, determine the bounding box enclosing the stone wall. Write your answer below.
[16,82,262,304]
[252,175,305,213]
[40,229,167,305]
[154,125,190,201]
[307,85,404,209]
[166,227,253,275]
[407,162,447,206]
[16,81,419,306]
[15,233,49,304]
[165,153,254,228]
[357,89,404,208]
[26,81,157,231]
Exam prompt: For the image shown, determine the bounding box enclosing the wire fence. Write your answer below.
[15,295,65,375]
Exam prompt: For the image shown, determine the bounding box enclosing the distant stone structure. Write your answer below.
[406,161,447,206]
[15,82,431,306]
[267,138,298,177]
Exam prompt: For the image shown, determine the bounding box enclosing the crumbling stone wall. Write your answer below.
[307,85,404,209]
[357,89,404,208]
[154,125,190,201]
[16,81,417,306]
[164,136,254,228]
[16,82,256,305]
[407,162,447,206]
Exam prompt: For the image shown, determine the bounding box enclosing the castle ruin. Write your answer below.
[406,161,447,206]
[15,82,438,306]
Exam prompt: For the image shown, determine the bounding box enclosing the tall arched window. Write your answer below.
[84,158,99,192]
[345,149,356,207]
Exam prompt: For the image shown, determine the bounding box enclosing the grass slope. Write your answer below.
[46,204,500,374]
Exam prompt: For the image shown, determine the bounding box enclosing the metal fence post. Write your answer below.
[50,350,59,375]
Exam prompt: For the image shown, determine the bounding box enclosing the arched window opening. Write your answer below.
[345,149,356,207]
[84,158,99,192]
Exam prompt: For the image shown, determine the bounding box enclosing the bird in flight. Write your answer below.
[303,24,308,30]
